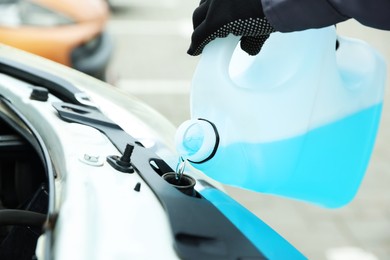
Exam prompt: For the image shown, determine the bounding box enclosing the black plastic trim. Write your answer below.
[0,58,90,106]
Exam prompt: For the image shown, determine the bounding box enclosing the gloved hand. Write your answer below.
[188,0,275,56]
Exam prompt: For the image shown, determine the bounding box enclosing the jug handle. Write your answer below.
[197,34,241,85]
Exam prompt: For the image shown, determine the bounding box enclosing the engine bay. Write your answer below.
[0,105,48,260]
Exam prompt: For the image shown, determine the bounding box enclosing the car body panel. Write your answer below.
[0,45,304,259]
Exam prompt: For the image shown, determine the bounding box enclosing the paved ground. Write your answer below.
[106,1,390,259]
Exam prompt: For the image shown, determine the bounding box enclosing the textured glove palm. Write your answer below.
[188,0,275,56]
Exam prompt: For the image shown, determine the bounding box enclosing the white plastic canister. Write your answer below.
[176,26,386,208]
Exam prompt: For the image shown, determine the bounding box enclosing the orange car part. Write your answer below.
[0,0,109,66]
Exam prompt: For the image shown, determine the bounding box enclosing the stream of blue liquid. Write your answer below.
[191,104,383,208]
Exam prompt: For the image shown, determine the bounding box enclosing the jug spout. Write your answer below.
[175,119,219,164]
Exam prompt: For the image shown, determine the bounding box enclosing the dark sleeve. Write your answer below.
[262,0,390,32]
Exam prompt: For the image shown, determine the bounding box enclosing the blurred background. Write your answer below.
[2,0,389,259]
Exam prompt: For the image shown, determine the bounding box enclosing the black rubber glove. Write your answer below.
[188,0,275,56]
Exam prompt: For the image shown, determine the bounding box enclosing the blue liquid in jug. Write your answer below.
[194,103,382,208]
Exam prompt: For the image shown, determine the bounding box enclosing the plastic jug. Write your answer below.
[175,26,386,208]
